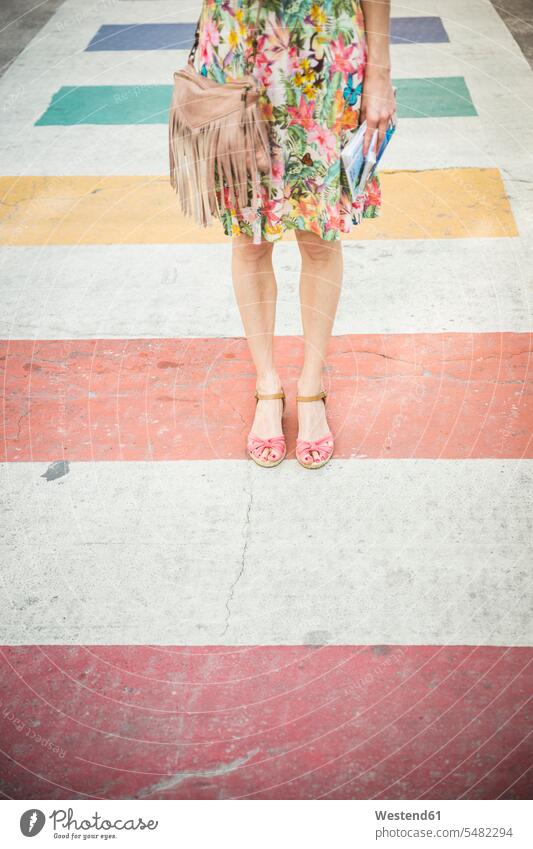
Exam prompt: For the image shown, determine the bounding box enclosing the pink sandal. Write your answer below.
[295,390,334,469]
[246,389,286,468]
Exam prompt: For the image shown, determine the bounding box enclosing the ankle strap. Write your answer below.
[296,390,327,402]
[255,389,285,401]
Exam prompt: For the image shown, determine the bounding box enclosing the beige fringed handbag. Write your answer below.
[168,3,271,233]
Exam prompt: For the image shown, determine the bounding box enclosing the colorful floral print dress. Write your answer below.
[193,0,382,243]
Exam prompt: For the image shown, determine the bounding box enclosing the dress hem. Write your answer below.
[220,207,381,243]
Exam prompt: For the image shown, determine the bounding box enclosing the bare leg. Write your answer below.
[295,230,344,462]
[231,233,283,462]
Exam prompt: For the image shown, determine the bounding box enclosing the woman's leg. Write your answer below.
[295,230,344,461]
[231,233,283,462]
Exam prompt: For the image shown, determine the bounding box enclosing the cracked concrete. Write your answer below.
[220,480,254,638]
[1,459,531,646]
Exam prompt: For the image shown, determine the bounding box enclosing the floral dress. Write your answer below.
[193,0,382,243]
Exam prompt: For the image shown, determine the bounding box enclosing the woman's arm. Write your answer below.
[360,0,396,154]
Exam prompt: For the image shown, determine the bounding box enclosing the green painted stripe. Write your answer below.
[395,76,477,118]
[35,77,477,125]
[35,85,171,125]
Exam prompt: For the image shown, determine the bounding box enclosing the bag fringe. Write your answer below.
[169,91,272,229]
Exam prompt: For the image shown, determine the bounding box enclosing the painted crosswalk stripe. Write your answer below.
[85,23,199,51]
[0,112,524,175]
[1,459,531,645]
[390,16,449,44]
[0,645,529,799]
[0,169,518,245]
[84,18,450,52]
[3,240,530,340]
[2,333,530,462]
[34,77,476,125]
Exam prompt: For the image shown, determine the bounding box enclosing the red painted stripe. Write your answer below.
[1,334,531,460]
[0,646,531,799]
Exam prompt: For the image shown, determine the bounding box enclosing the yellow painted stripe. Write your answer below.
[0,169,517,245]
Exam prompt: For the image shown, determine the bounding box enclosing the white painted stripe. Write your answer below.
[1,459,531,645]
[1,239,530,339]
[2,46,487,89]
[0,118,506,176]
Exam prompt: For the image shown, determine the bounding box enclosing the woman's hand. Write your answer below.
[360,64,396,156]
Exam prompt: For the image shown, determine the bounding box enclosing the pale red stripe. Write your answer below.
[0,645,530,799]
[1,333,531,460]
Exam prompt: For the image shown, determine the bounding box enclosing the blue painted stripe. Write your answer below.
[391,16,449,45]
[85,23,197,51]
[85,17,449,52]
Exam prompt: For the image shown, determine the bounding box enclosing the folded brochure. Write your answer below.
[341,113,396,202]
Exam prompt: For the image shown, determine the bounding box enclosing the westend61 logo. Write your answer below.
[19,807,159,838]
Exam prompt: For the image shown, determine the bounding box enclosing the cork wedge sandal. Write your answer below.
[295,390,334,469]
[246,389,286,468]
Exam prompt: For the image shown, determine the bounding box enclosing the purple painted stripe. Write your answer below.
[85,18,449,52]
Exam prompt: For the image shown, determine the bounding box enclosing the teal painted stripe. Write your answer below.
[395,77,477,118]
[35,85,170,125]
[35,77,477,126]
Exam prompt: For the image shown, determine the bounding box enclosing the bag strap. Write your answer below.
[187,18,201,63]
[188,2,262,70]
